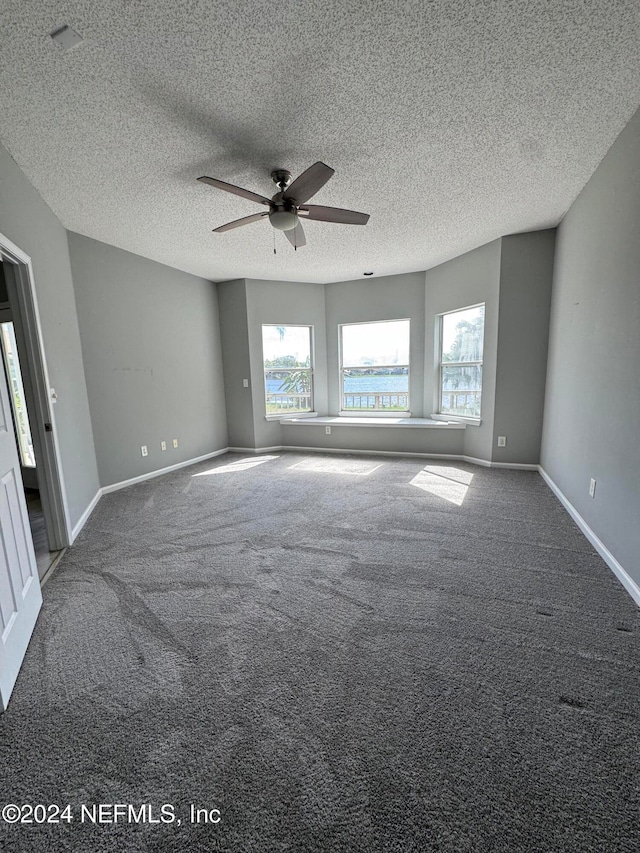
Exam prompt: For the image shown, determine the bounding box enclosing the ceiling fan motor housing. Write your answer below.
[271,169,292,191]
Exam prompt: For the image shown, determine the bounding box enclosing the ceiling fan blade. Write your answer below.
[298,204,370,225]
[285,222,306,249]
[198,176,271,206]
[212,212,269,233]
[283,162,335,204]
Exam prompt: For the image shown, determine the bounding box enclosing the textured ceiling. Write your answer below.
[1,1,639,284]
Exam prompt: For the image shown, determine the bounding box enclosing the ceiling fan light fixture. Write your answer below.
[269,208,299,231]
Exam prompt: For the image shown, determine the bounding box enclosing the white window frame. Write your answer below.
[339,319,411,415]
[437,303,484,422]
[262,324,314,420]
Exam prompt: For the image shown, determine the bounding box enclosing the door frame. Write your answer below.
[0,232,70,550]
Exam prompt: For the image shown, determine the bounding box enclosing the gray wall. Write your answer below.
[0,143,99,528]
[221,242,556,466]
[325,272,426,415]
[281,423,465,456]
[217,280,255,449]
[68,232,227,487]
[245,278,327,448]
[494,230,555,464]
[541,106,640,584]
[217,278,327,449]
[425,240,502,461]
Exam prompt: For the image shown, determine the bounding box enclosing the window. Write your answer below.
[340,319,410,412]
[439,304,485,419]
[262,325,313,416]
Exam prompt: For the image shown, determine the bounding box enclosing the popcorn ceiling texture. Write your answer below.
[0,0,639,283]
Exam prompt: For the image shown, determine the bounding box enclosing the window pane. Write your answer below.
[262,325,311,368]
[0,322,36,467]
[342,367,409,411]
[441,306,484,363]
[441,365,482,418]
[265,369,312,414]
[342,320,410,367]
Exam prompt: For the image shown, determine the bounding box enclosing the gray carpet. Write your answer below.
[1,452,638,852]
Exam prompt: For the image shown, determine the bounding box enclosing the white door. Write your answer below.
[0,338,41,711]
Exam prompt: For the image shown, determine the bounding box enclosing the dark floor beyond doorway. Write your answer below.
[2,453,639,852]
[25,488,59,580]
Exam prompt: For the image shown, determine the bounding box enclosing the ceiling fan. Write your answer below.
[197,161,370,249]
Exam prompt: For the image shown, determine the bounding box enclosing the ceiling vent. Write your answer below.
[49,25,84,50]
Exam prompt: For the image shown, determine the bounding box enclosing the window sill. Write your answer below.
[431,413,481,426]
[266,412,317,422]
[280,416,465,430]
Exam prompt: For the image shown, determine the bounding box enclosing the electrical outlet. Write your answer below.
[172,438,179,449]
[497,436,506,447]
[243,378,249,388]
[160,441,167,451]
[325,426,332,435]
[141,445,148,457]
[589,478,596,498]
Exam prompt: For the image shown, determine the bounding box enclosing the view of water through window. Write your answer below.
[340,320,410,411]
[262,325,313,415]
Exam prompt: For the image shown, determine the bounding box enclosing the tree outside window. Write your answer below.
[439,305,485,418]
[262,325,313,415]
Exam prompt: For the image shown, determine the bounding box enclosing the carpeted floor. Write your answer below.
[1,452,638,852]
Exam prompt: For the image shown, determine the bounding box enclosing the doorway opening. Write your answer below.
[0,247,69,582]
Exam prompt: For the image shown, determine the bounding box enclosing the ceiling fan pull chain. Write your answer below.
[273,230,276,255]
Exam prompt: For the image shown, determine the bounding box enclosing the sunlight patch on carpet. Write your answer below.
[192,456,279,476]
[288,457,383,476]
[410,466,473,505]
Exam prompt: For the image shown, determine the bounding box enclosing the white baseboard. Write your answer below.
[463,455,538,470]
[240,444,536,469]
[101,448,230,495]
[70,489,101,543]
[227,446,283,454]
[67,450,232,544]
[462,455,491,468]
[539,466,640,607]
[488,460,539,470]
